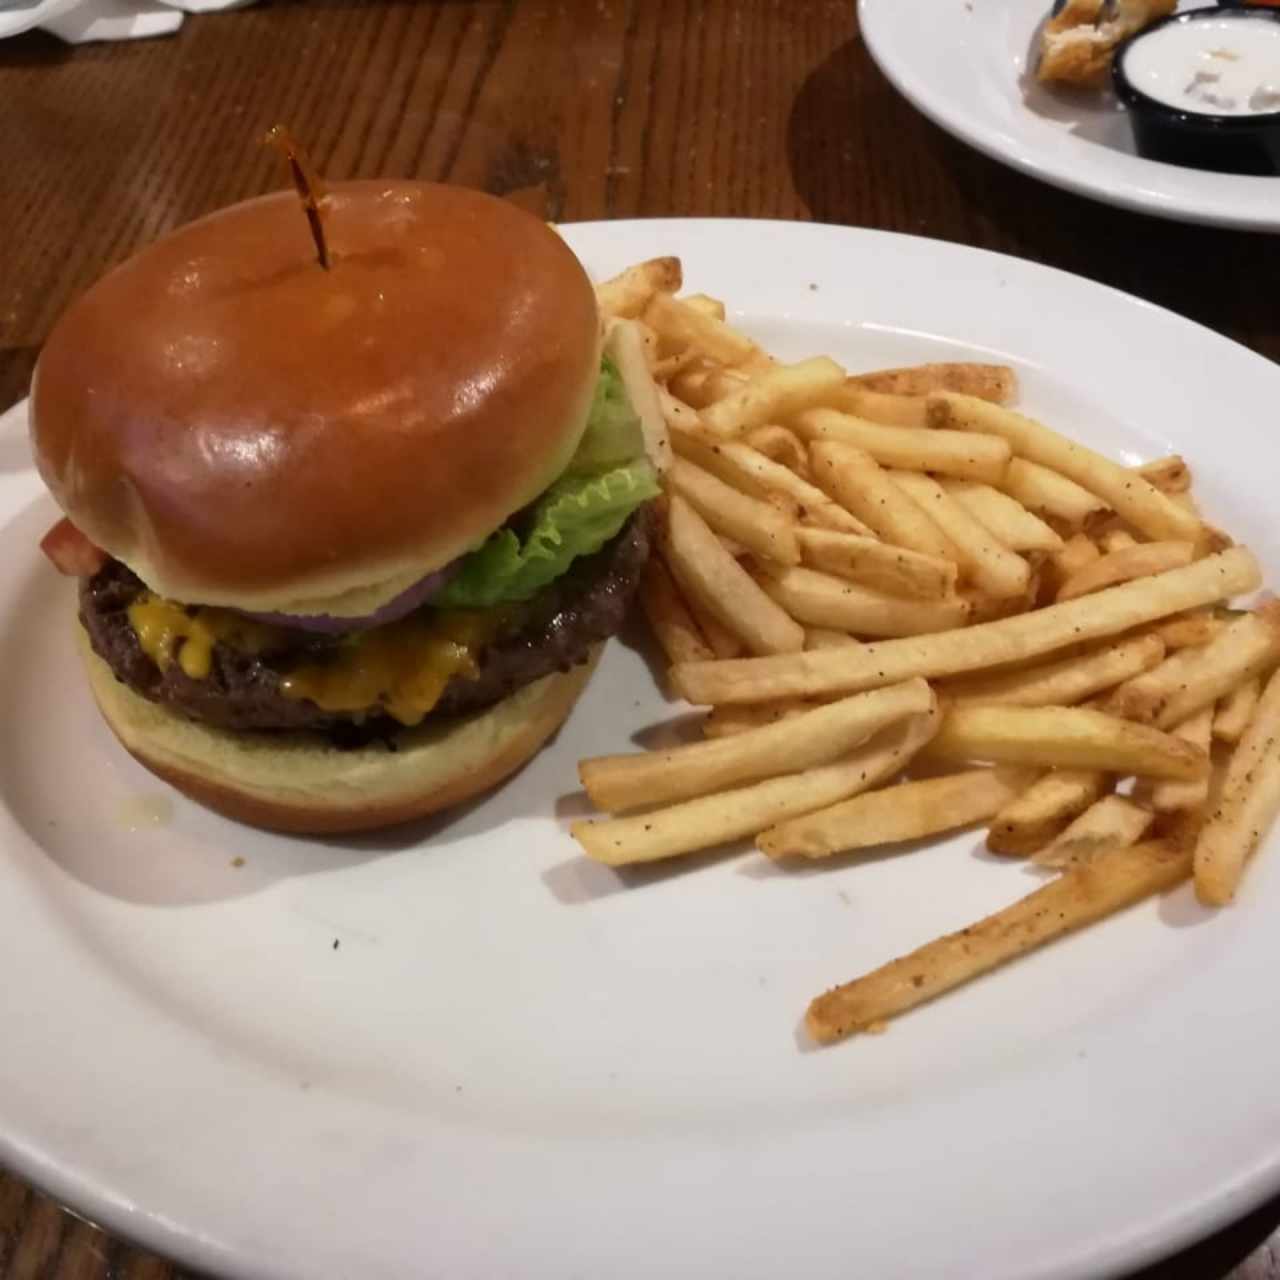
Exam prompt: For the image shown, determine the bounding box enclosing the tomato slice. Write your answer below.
[39,518,107,577]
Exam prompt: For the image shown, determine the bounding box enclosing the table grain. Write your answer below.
[1,2,1277,1276]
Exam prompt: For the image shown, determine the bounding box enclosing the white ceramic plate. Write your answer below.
[0,0,77,38]
[859,0,1280,232]
[3,219,1280,1280]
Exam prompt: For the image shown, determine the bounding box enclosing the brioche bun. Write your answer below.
[32,182,600,618]
[79,627,599,834]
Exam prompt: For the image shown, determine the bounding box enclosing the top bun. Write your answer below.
[31,182,600,616]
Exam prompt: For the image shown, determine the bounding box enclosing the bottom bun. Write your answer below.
[78,627,600,834]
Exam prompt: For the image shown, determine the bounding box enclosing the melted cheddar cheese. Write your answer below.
[127,595,284,680]
[126,593,503,726]
[280,611,500,726]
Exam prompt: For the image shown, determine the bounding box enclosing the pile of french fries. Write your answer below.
[581,256,1280,1047]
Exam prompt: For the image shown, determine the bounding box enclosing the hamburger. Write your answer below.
[30,181,659,833]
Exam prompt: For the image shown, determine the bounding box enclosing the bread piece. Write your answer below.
[1037,0,1176,89]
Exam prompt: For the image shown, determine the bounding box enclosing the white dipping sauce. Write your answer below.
[1123,16,1280,116]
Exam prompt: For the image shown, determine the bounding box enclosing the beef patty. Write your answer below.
[79,508,651,738]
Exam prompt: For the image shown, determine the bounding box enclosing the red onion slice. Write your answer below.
[237,559,460,633]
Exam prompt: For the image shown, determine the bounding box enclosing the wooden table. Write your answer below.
[1,2,1277,1276]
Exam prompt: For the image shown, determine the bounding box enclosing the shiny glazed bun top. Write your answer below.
[31,181,601,616]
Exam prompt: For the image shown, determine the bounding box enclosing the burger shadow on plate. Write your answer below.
[0,495,565,906]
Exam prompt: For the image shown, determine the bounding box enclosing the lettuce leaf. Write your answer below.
[435,459,659,608]
[564,357,645,475]
[434,359,658,608]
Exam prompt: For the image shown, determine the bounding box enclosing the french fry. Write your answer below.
[604,319,673,474]
[927,704,1209,780]
[805,627,859,650]
[1097,528,1138,555]
[668,424,874,537]
[1154,610,1280,729]
[1108,610,1280,727]
[757,565,971,637]
[666,458,800,566]
[1043,533,1100,599]
[1052,532,1100,574]
[595,256,682,318]
[1202,523,1236,555]
[1135,455,1191,494]
[664,497,805,656]
[795,409,1012,485]
[941,480,1064,553]
[1150,708,1215,814]
[639,559,714,666]
[797,527,958,601]
[1194,667,1280,904]
[940,633,1166,708]
[650,348,702,383]
[657,386,703,433]
[806,840,1191,1043]
[744,425,808,474]
[1002,458,1109,531]
[890,471,1031,598]
[681,292,726,320]
[1057,541,1196,602]
[682,587,744,659]
[571,710,940,866]
[760,767,1037,860]
[1214,676,1261,745]
[961,586,1039,625]
[1032,796,1155,869]
[848,362,1017,403]
[670,548,1261,705]
[808,441,957,561]
[626,318,661,370]
[738,348,777,375]
[930,393,1204,544]
[669,363,748,409]
[580,679,934,813]
[987,769,1110,855]
[645,294,762,367]
[829,385,929,428]
[1157,609,1280,732]
[1153,806,1207,850]
[1146,610,1223,650]
[700,357,848,438]
[702,700,811,739]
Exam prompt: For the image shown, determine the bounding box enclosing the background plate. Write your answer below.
[2,220,1279,1280]
[859,0,1280,232]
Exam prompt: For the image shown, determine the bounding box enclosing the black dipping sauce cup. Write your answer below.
[1113,6,1280,175]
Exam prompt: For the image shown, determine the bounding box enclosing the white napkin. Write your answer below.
[0,0,252,43]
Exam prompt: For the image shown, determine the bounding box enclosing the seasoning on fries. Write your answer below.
[806,841,1192,1044]
[671,549,1260,706]
[1194,668,1280,905]
[759,766,1037,861]
[1031,795,1155,869]
[988,769,1110,856]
